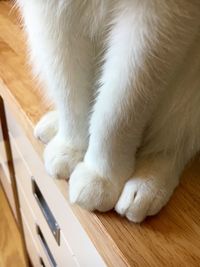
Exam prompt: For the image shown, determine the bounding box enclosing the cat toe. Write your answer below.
[34,111,58,144]
[69,162,121,212]
[115,178,174,223]
[44,136,84,179]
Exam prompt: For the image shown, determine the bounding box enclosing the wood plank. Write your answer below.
[0,1,200,266]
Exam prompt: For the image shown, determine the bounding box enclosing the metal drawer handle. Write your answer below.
[39,257,46,267]
[32,177,60,245]
[36,225,57,267]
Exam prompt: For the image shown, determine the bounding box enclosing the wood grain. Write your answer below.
[0,172,26,267]
[0,1,200,266]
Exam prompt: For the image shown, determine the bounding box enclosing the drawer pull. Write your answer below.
[32,178,60,244]
[40,257,46,267]
[36,225,57,267]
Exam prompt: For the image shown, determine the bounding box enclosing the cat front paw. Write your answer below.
[69,162,122,212]
[44,135,84,179]
[34,111,58,144]
[115,177,177,223]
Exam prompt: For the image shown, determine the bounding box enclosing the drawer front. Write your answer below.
[20,188,54,267]
[10,138,61,247]
[12,137,78,267]
[21,210,42,267]
[5,104,105,267]
[19,184,77,267]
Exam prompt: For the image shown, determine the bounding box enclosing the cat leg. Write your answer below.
[43,33,93,179]
[19,1,94,179]
[115,154,182,222]
[69,1,200,211]
[116,22,200,223]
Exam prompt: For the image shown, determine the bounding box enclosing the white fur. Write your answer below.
[115,155,180,222]
[34,111,58,143]
[44,134,85,179]
[70,162,122,212]
[18,0,200,222]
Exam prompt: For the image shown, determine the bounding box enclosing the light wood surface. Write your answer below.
[0,1,200,266]
[0,175,26,267]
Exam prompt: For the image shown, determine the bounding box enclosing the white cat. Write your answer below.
[17,0,200,222]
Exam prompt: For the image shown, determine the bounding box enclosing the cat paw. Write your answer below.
[44,136,84,179]
[115,177,176,223]
[69,162,121,212]
[34,111,58,144]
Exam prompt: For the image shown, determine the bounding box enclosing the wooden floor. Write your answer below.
[0,183,26,267]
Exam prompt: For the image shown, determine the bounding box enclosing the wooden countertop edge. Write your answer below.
[0,77,129,267]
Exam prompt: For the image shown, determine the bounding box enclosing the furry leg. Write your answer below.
[18,1,94,178]
[69,1,200,210]
[115,154,181,222]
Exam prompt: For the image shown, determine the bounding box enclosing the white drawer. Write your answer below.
[19,183,77,267]
[21,209,43,267]
[5,104,105,267]
[12,135,78,267]
[20,186,54,267]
